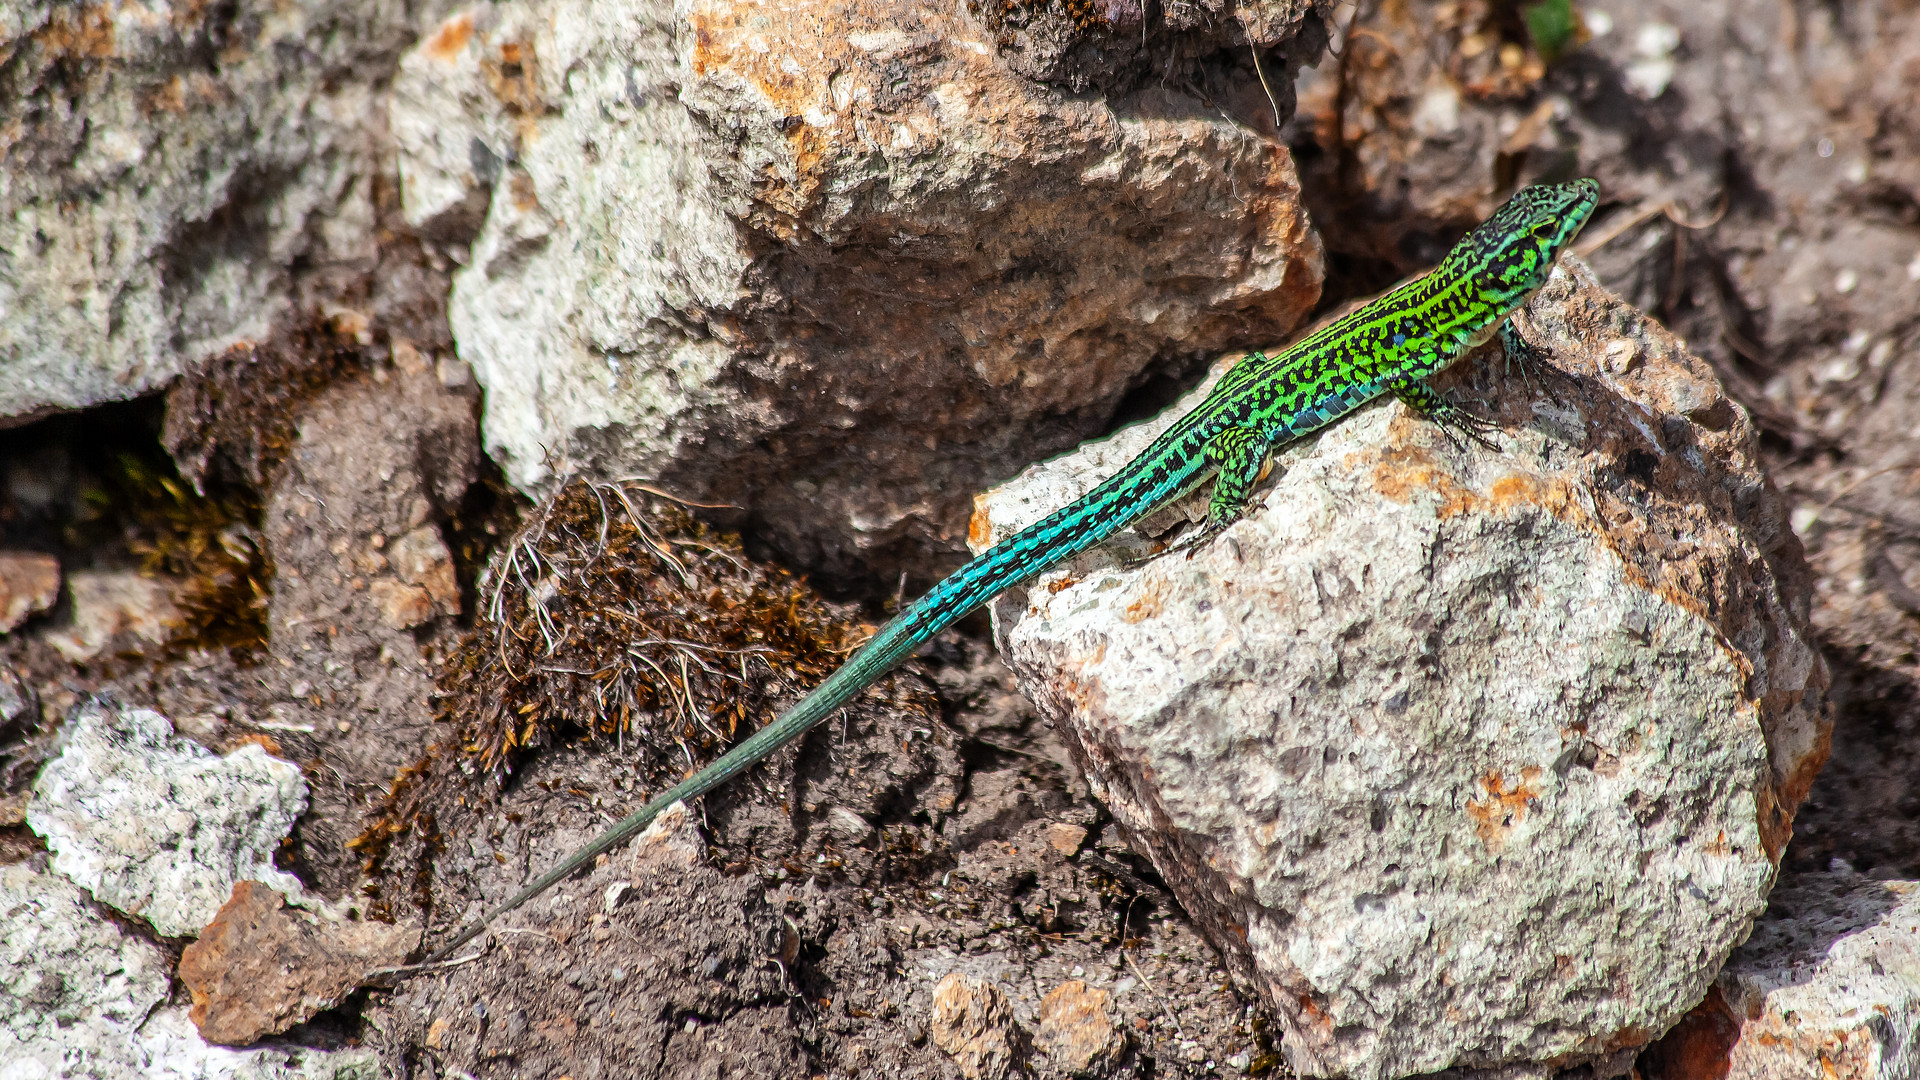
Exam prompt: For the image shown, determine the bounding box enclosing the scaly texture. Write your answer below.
[426,179,1600,959]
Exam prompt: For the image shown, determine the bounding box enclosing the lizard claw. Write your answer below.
[1434,406,1502,453]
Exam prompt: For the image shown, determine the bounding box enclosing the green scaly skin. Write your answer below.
[426,179,1600,961]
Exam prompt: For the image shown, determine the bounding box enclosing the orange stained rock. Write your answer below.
[35,4,116,62]
[1122,585,1164,624]
[1465,766,1542,851]
[424,12,475,63]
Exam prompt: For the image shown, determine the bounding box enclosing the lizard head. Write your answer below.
[1448,178,1600,307]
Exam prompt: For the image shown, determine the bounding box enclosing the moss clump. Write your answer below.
[1521,0,1579,63]
[67,446,273,663]
[353,479,902,902]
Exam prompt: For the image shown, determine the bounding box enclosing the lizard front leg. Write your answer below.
[1499,316,1575,402]
[1387,375,1501,452]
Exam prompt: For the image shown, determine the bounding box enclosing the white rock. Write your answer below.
[974,259,1828,1080]
[0,862,378,1079]
[396,0,1323,582]
[28,705,310,938]
[0,0,402,420]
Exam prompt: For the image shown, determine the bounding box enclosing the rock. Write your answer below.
[0,860,172,1063]
[27,704,310,938]
[1035,980,1124,1076]
[974,258,1830,1080]
[395,0,1323,585]
[972,0,1328,93]
[179,881,419,1046]
[1045,822,1089,856]
[369,579,435,630]
[44,570,179,661]
[259,366,479,894]
[0,551,59,633]
[0,0,420,423]
[0,862,380,1078]
[931,972,1029,1080]
[386,524,460,616]
[825,806,876,846]
[1641,871,1919,1080]
[0,661,32,725]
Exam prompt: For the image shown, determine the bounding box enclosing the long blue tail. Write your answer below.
[426,437,1209,959]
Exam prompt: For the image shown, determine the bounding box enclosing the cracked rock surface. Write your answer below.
[975,258,1831,1080]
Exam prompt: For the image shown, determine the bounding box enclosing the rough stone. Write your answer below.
[0,551,59,633]
[0,861,381,1079]
[1045,822,1089,856]
[1641,870,1920,1080]
[368,579,435,630]
[0,860,171,1066]
[43,570,178,661]
[257,366,479,894]
[27,704,310,938]
[0,0,423,422]
[973,0,1329,94]
[0,662,29,725]
[931,972,1029,1080]
[394,0,1323,585]
[179,881,419,1046]
[1035,980,1124,1076]
[386,524,459,616]
[974,258,1830,1080]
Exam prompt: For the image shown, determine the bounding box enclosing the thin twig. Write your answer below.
[1127,946,1186,1040]
[1244,20,1283,130]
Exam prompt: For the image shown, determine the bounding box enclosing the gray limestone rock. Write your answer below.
[0,0,423,422]
[394,0,1324,584]
[0,861,379,1079]
[973,258,1830,1079]
[27,705,310,938]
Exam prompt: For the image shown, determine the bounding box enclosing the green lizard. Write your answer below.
[426,178,1600,961]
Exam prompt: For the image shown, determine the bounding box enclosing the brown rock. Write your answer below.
[178,880,418,1046]
[387,524,459,615]
[0,551,59,634]
[1036,980,1123,1076]
[1044,822,1089,856]
[369,579,435,629]
[931,972,1028,1080]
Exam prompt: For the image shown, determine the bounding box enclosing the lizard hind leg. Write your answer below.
[1170,425,1273,559]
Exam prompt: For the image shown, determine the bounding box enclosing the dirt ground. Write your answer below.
[4,1,1920,1077]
